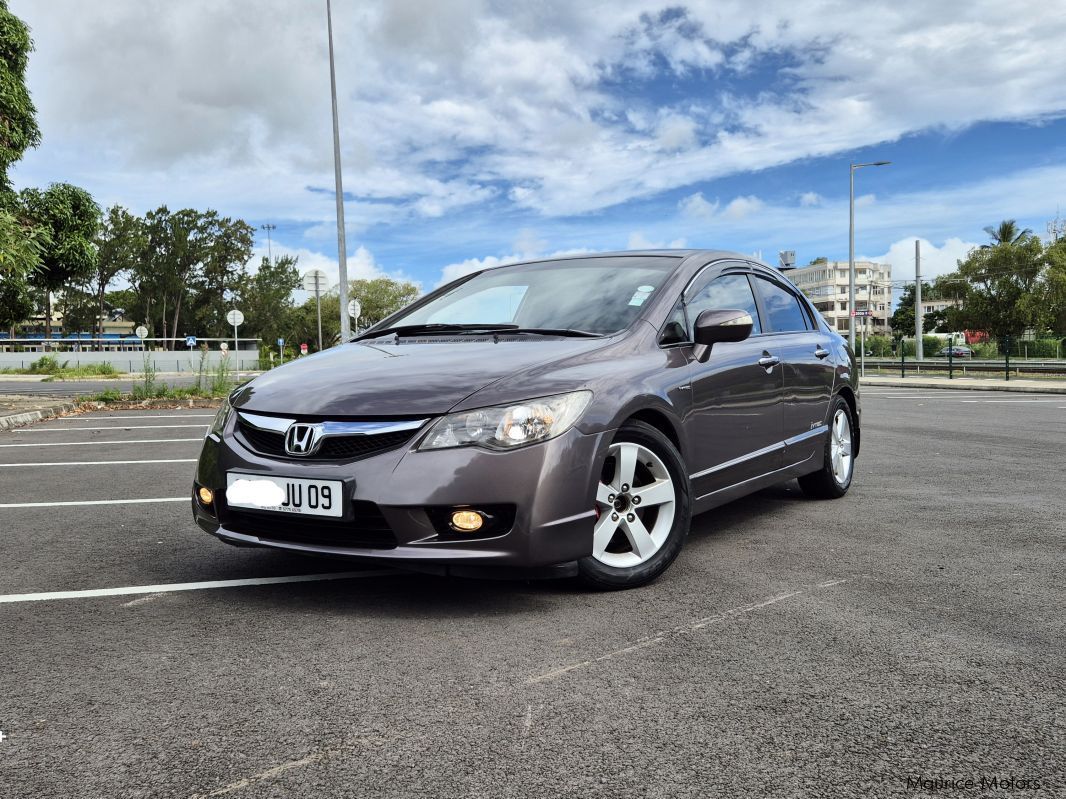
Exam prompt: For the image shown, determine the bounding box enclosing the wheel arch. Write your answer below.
[622,407,684,459]
[835,385,860,459]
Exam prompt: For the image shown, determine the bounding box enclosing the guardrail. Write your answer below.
[862,357,1066,379]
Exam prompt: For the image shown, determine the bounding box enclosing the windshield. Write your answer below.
[377,256,681,336]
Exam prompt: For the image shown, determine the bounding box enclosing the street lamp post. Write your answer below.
[260,223,276,264]
[326,0,351,342]
[849,160,891,351]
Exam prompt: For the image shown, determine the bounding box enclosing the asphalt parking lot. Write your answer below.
[1,389,1063,798]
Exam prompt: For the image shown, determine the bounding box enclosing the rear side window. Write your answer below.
[753,277,809,333]
[685,274,762,337]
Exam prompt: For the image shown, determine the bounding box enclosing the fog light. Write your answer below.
[198,486,214,505]
[450,510,483,532]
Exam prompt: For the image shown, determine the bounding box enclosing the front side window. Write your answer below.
[685,273,762,337]
[381,256,680,336]
[754,277,810,333]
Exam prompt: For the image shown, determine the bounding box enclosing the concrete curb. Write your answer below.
[861,377,1066,394]
[0,399,101,431]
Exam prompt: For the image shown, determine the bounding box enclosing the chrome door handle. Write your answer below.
[814,347,831,359]
[758,355,780,368]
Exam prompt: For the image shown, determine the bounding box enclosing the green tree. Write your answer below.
[55,284,96,335]
[237,255,300,343]
[0,1,42,300]
[939,235,1044,339]
[0,265,33,331]
[0,209,43,333]
[283,292,340,352]
[137,207,207,348]
[890,283,921,336]
[1039,238,1066,333]
[187,214,254,339]
[0,0,40,194]
[91,205,145,347]
[348,276,421,327]
[982,219,1031,247]
[20,183,101,338]
[135,208,254,347]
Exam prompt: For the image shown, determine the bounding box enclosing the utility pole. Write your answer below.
[914,239,923,360]
[848,160,891,351]
[260,223,276,264]
[326,0,351,342]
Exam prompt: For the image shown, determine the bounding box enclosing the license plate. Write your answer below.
[226,473,343,517]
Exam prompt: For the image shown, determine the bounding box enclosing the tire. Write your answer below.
[577,420,691,590]
[797,395,855,499]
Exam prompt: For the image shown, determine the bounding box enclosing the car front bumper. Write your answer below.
[192,419,612,571]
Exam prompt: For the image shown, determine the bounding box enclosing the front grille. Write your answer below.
[236,418,420,462]
[223,501,397,549]
[238,423,286,456]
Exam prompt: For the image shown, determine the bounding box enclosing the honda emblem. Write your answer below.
[284,423,322,456]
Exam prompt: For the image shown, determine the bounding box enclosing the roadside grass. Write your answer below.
[0,355,124,379]
[76,383,236,404]
[75,354,238,403]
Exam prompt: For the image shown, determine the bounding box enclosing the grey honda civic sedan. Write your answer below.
[193,250,859,589]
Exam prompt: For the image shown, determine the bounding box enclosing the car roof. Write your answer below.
[480,249,779,272]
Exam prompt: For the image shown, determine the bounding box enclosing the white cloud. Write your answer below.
[437,254,526,287]
[678,192,719,220]
[721,195,764,220]
[799,192,822,207]
[627,232,687,249]
[865,237,978,281]
[12,0,1066,228]
[656,114,698,151]
[258,243,420,299]
[436,246,598,286]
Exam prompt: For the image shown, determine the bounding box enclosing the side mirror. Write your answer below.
[692,308,753,362]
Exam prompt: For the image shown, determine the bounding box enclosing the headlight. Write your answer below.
[207,394,232,438]
[417,391,592,451]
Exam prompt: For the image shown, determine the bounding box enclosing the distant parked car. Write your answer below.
[937,345,972,358]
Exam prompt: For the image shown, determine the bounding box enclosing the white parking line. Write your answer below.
[0,570,397,604]
[0,459,198,467]
[15,424,208,432]
[0,497,188,508]
[0,438,203,448]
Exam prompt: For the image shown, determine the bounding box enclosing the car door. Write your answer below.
[682,265,784,499]
[749,272,835,468]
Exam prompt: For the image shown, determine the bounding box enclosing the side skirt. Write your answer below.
[690,450,820,516]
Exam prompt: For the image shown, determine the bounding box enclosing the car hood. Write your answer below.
[232,338,611,417]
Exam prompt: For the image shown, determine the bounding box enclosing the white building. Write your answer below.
[788,260,892,335]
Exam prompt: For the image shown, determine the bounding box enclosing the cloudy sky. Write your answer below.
[11,0,1066,294]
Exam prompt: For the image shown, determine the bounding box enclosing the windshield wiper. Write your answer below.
[354,323,519,341]
[498,327,603,338]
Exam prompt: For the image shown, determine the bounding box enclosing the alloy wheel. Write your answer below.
[593,441,677,568]
[830,408,853,485]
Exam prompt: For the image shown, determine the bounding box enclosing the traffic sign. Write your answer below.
[300,343,308,355]
[226,309,244,327]
[347,299,361,320]
[302,270,328,293]
[134,325,148,339]
[277,337,285,347]
[219,341,229,352]
[185,335,197,348]
[850,309,873,318]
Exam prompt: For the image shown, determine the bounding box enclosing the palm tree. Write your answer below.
[981,219,1032,248]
